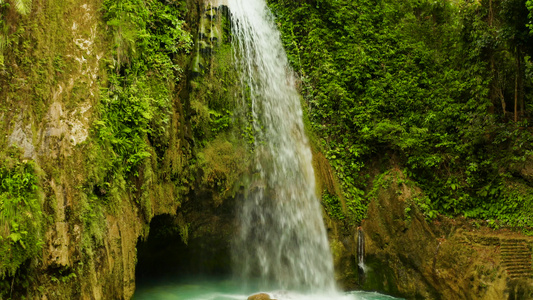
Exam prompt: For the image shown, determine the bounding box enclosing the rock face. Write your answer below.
[357,170,533,300]
[0,0,237,299]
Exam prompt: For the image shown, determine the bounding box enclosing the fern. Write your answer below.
[0,34,5,51]
[0,34,4,66]
[13,0,32,15]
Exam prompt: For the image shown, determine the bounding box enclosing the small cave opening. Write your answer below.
[135,210,234,286]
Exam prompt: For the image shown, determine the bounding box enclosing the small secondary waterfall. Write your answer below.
[222,0,337,293]
[357,229,365,268]
[357,228,366,283]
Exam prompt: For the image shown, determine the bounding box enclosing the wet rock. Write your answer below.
[9,115,35,159]
[199,40,212,55]
[192,53,204,77]
[247,293,276,300]
[45,221,71,268]
[205,8,216,20]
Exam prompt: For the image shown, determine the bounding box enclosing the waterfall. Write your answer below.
[357,228,365,269]
[220,0,337,293]
[357,228,366,282]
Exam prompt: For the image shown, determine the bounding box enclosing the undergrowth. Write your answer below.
[0,147,42,281]
[268,0,533,231]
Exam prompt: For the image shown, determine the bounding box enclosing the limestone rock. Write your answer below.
[44,221,71,268]
[8,115,35,159]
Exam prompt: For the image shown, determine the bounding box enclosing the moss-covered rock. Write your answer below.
[0,0,245,298]
[358,170,533,300]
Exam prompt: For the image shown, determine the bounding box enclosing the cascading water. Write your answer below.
[357,228,367,284]
[134,2,403,299]
[221,0,337,294]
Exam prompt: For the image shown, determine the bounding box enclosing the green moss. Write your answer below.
[362,259,400,296]
[189,40,241,141]
[78,192,106,251]
[198,135,249,205]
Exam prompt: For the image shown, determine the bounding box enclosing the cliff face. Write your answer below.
[351,170,533,300]
[0,0,244,298]
[1,0,117,298]
[316,165,533,300]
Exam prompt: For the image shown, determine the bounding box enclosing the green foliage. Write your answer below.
[268,0,533,229]
[322,192,344,221]
[103,0,192,70]
[0,148,42,279]
[198,136,248,204]
[322,189,365,226]
[189,43,239,143]
[49,267,77,284]
[0,0,34,68]
[12,0,32,15]
[78,192,107,251]
[209,109,232,135]
[97,0,192,180]
[0,0,32,15]
[96,76,163,176]
[526,0,533,34]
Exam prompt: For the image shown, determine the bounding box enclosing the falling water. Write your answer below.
[133,2,403,299]
[222,0,337,293]
[358,229,365,269]
[357,228,367,283]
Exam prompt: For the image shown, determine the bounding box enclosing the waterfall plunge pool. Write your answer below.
[133,277,403,300]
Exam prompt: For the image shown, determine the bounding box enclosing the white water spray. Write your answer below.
[358,228,367,277]
[219,0,337,293]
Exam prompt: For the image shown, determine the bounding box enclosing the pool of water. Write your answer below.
[133,278,403,300]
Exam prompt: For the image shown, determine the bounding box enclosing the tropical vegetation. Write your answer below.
[268,0,533,229]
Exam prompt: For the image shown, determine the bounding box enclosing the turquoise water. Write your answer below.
[133,278,403,300]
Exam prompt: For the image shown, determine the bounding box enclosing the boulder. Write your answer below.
[247,293,276,300]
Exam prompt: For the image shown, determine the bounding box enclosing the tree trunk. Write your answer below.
[488,0,496,114]
[498,86,506,117]
[518,48,524,119]
[489,56,496,114]
[514,69,518,123]
[489,0,493,27]
[497,65,506,116]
